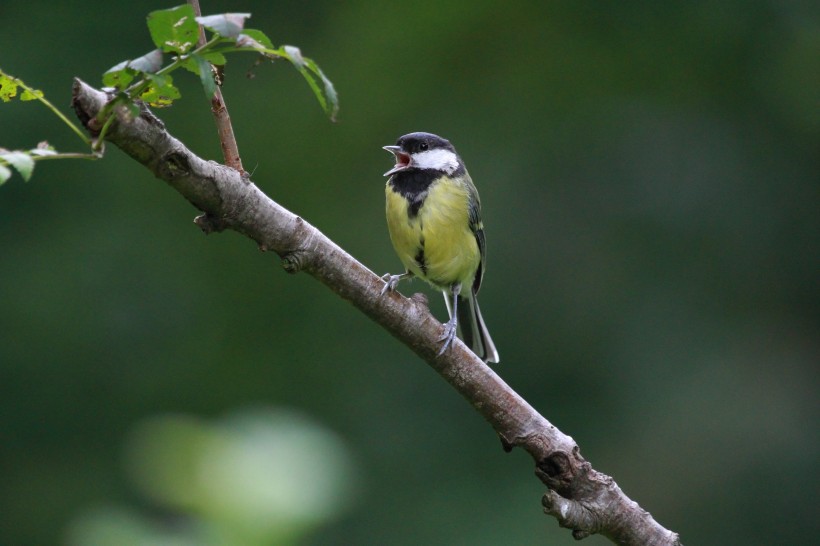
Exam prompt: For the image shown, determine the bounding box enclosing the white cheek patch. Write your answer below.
[412,149,459,174]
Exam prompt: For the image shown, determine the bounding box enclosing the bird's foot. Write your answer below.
[437,317,458,356]
[381,273,405,295]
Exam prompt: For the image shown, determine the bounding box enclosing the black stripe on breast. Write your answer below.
[408,198,424,218]
[414,247,427,275]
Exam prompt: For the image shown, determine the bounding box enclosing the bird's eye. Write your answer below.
[419,142,428,151]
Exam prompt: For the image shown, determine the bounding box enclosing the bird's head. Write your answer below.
[383,132,461,177]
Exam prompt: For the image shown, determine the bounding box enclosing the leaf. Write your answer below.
[127,102,141,119]
[140,73,181,107]
[103,50,163,89]
[20,87,44,101]
[196,13,251,39]
[304,58,339,122]
[180,51,226,74]
[283,45,306,68]
[147,4,198,54]
[0,70,41,103]
[201,51,227,66]
[282,46,339,122]
[102,66,137,89]
[129,49,164,73]
[0,151,35,181]
[0,163,11,185]
[191,54,217,98]
[0,72,18,101]
[29,142,57,157]
[238,29,274,50]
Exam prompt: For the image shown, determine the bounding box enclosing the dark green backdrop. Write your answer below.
[1,1,818,544]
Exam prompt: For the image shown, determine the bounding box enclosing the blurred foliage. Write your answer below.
[1,1,818,545]
[66,407,356,545]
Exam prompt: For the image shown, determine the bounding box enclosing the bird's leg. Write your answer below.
[381,271,412,295]
[437,283,461,356]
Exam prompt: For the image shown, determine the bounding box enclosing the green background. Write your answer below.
[1,1,818,544]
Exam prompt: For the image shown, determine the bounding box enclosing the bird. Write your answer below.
[381,131,499,363]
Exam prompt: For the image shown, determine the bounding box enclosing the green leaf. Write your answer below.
[196,13,251,39]
[0,163,11,185]
[282,46,339,122]
[304,58,339,122]
[202,51,226,66]
[0,70,44,102]
[180,51,226,74]
[147,4,198,54]
[20,87,44,101]
[103,50,163,89]
[191,54,217,98]
[0,72,18,101]
[140,74,181,107]
[102,66,137,89]
[0,151,35,181]
[238,29,274,50]
[127,102,141,119]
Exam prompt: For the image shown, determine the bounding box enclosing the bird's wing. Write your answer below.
[467,180,486,295]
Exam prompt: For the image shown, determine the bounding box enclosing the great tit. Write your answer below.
[381,132,499,364]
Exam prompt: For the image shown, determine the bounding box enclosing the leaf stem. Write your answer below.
[36,94,94,146]
[31,152,101,161]
[93,111,118,151]
[1,71,94,147]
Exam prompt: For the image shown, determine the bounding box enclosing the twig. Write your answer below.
[70,79,683,546]
[188,0,244,173]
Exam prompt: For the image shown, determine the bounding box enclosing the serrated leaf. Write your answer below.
[0,163,11,185]
[238,29,274,50]
[196,13,251,39]
[0,72,19,101]
[140,73,181,107]
[304,58,339,122]
[147,4,198,54]
[0,151,35,181]
[282,46,339,122]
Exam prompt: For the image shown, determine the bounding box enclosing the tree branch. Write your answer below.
[71,79,682,545]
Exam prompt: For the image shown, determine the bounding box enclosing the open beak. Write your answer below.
[383,145,412,177]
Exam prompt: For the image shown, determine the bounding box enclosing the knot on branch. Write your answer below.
[409,292,428,307]
[282,250,306,274]
[194,213,228,234]
[536,450,575,489]
[159,151,192,180]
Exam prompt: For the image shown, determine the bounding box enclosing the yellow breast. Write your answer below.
[385,175,480,290]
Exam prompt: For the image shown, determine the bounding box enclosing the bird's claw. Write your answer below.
[437,318,458,356]
[381,273,402,295]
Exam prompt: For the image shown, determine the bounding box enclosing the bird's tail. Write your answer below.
[445,292,500,364]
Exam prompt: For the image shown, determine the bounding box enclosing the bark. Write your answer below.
[71,79,682,545]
